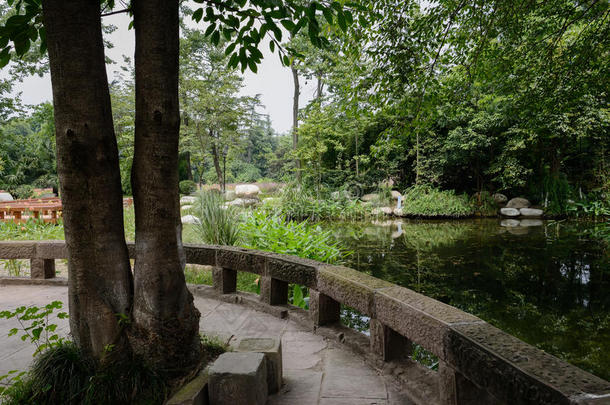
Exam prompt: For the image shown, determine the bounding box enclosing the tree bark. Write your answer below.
[42,0,132,360]
[131,0,201,372]
[211,140,223,190]
[291,64,301,178]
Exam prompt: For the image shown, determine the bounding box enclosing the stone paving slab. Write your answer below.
[0,284,413,404]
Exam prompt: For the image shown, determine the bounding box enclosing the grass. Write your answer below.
[400,185,475,218]
[189,191,241,246]
[1,335,227,405]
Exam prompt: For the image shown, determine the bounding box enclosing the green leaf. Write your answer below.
[192,8,203,23]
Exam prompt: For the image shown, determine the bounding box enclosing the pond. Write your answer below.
[321,218,610,380]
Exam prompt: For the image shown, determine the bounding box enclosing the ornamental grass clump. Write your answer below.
[191,191,241,246]
[400,185,475,218]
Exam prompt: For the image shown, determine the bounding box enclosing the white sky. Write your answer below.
[7,12,316,135]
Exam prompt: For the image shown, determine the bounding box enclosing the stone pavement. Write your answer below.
[0,284,412,404]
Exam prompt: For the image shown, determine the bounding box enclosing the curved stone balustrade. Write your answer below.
[0,240,609,405]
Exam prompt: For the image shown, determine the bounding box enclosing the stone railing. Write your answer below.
[0,240,609,405]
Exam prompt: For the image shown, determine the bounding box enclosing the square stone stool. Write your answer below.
[235,337,283,394]
[208,352,267,405]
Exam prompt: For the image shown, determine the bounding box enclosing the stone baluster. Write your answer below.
[259,276,288,305]
[212,266,236,294]
[309,289,341,326]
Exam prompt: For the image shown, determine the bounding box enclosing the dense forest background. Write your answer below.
[1,1,608,215]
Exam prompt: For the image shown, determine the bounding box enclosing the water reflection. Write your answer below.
[324,219,610,380]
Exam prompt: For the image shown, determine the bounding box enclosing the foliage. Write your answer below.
[179,180,197,195]
[400,185,474,218]
[191,191,241,246]
[0,300,67,357]
[241,211,347,264]
[270,184,368,221]
[0,219,64,240]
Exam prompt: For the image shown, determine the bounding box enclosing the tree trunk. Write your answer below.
[211,140,223,190]
[131,0,201,372]
[291,64,301,178]
[42,0,132,360]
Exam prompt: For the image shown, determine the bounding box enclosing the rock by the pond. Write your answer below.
[181,205,193,211]
[519,208,544,217]
[181,215,200,225]
[361,193,379,202]
[235,184,260,198]
[226,198,258,208]
[372,207,393,216]
[506,197,531,209]
[180,196,197,205]
[500,207,520,217]
[520,219,543,227]
[0,192,13,201]
[224,190,236,201]
[393,208,404,217]
[391,190,402,200]
[493,193,508,204]
[500,219,521,227]
[209,352,268,405]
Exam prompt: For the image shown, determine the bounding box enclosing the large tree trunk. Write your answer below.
[291,65,301,179]
[131,0,201,372]
[42,0,132,360]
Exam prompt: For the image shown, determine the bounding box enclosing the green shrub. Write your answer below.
[270,185,368,221]
[400,185,474,217]
[11,185,34,200]
[191,191,241,246]
[0,219,64,240]
[32,174,58,190]
[179,180,197,195]
[241,211,348,264]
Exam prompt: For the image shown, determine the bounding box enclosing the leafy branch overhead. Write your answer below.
[0,0,359,71]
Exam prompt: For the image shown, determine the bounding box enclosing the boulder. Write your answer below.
[180,196,197,205]
[361,193,379,202]
[224,190,236,201]
[226,198,258,208]
[393,208,405,217]
[493,193,508,205]
[0,192,13,201]
[181,205,193,211]
[372,207,393,216]
[520,219,543,227]
[506,197,531,209]
[500,219,521,227]
[391,190,402,200]
[235,184,260,198]
[181,215,200,225]
[519,208,543,217]
[500,208,520,217]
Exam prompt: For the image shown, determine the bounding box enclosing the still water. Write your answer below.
[321,219,610,380]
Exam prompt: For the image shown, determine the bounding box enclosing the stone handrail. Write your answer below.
[0,240,608,405]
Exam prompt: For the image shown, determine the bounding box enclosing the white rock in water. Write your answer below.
[181,215,200,225]
[500,208,520,217]
[180,196,197,205]
[0,192,14,201]
[519,208,543,217]
[520,219,543,227]
[235,184,260,198]
[506,197,531,209]
[362,193,379,202]
[500,219,521,227]
[391,190,402,200]
[393,208,405,217]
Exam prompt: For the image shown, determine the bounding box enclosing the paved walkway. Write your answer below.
[0,284,412,404]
